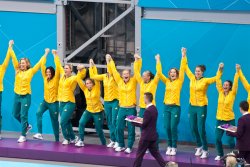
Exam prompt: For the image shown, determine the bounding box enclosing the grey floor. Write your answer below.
[0,130,232,166]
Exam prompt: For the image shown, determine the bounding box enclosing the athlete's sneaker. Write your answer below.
[75,140,84,147]
[62,139,70,145]
[195,146,203,156]
[166,147,172,155]
[200,150,209,159]
[115,147,125,152]
[70,136,79,144]
[33,133,43,140]
[113,142,119,149]
[170,148,177,156]
[124,148,132,154]
[26,124,32,134]
[214,155,221,161]
[107,140,115,148]
[17,136,26,143]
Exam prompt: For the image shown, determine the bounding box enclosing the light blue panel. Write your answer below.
[0,11,56,134]
[139,0,250,11]
[0,161,75,167]
[141,19,250,144]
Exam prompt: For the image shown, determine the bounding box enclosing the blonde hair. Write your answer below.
[64,64,73,71]
[168,68,179,79]
[17,58,31,73]
[226,156,237,167]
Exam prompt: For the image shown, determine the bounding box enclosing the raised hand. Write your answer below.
[134,53,141,60]
[219,62,224,70]
[105,54,111,63]
[77,64,85,71]
[155,54,160,62]
[9,40,14,48]
[236,64,241,72]
[52,49,57,55]
[181,47,187,57]
[89,59,95,67]
[45,48,50,55]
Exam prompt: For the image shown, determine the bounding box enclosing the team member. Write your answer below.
[33,50,61,141]
[214,63,239,161]
[133,54,159,125]
[75,59,106,147]
[155,47,187,156]
[237,65,250,112]
[11,43,47,143]
[57,59,86,145]
[185,50,219,159]
[0,40,13,140]
[107,54,137,154]
[227,101,250,164]
[133,92,167,167]
[89,58,119,148]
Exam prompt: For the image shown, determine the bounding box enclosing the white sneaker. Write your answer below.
[17,136,26,143]
[214,155,221,161]
[200,150,209,159]
[146,149,149,154]
[107,140,115,148]
[70,136,79,144]
[170,148,177,156]
[75,140,84,147]
[113,142,119,149]
[33,133,43,140]
[195,147,203,156]
[124,148,132,154]
[26,124,32,134]
[62,139,70,145]
[115,147,125,152]
[166,147,172,155]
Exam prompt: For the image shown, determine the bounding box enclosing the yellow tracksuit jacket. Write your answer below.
[0,48,12,91]
[238,69,250,112]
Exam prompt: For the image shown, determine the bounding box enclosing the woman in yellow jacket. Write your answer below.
[0,40,13,140]
[185,50,219,159]
[75,59,106,147]
[133,54,159,123]
[107,54,137,154]
[214,63,239,161]
[89,58,119,148]
[33,50,61,141]
[57,59,86,145]
[155,47,186,156]
[11,42,47,143]
[237,64,250,112]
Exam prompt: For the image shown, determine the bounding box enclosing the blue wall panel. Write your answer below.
[0,11,56,134]
[139,0,250,11]
[141,19,250,144]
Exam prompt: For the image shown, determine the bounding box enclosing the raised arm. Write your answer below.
[185,56,195,80]
[40,48,50,78]
[106,54,122,83]
[9,41,19,71]
[77,66,87,91]
[238,65,250,91]
[1,40,13,71]
[232,65,240,94]
[89,59,105,81]
[133,54,143,83]
[216,63,224,92]
[52,50,64,76]
[179,47,187,82]
[31,49,49,74]
[155,54,168,83]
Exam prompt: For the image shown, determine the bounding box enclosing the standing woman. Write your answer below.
[0,40,13,139]
[33,50,61,141]
[107,54,137,154]
[57,59,86,145]
[133,54,159,124]
[89,58,119,148]
[75,59,106,147]
[214,63,239,161]
[185,50,219,159]
[11,43,47,143]
[238,64,250,112]
[155,47,187,156]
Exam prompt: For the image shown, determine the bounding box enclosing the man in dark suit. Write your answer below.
[227,101,250,164]
[133,92,174,167]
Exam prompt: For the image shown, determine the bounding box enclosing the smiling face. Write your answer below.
[195,67,203,79]
[142,71,151,83]
[46,69,52,79]
[64,64,72,77]
[223,81,232,93]
[168,68,179,81]
[20,58,30,71]
[86,79,94,90]
[122,70,130,83]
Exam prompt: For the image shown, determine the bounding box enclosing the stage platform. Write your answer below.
[0,138,223,167]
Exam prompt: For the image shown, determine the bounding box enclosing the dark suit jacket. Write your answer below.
[227,113,250,151]
[134,105,158,141]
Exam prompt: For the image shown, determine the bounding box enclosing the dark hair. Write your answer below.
[239,101,249,111]
[145,71,155,80]
[225,80,233,90]
[85,78,95,86]
[196,65,206,72]
[144,92,153,102]
[45,66,55,80]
